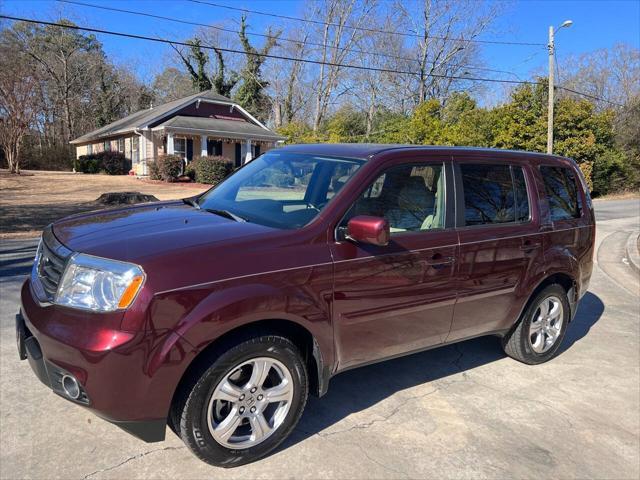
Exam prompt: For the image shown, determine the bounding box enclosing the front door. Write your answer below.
[448,158,543,341]
[331,158,458,369]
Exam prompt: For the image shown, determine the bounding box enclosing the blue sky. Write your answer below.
[2,0,639,88]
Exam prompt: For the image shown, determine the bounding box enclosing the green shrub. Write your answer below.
[76,151,130,175]
[148,160,162,180]
[77,155,101,174]
[100,151,131,175]
[193,156,233,184]
[185,160,197,181]
[155,154,184,182]
[592,150,629,196]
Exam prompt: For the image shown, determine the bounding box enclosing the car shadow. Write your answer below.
[560,291,605,352]
[281,291,604,450]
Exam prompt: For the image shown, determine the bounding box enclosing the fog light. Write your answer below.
[61,374,80,400]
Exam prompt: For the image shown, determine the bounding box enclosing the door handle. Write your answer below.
[426,253,456,266]
[520,242,542,252]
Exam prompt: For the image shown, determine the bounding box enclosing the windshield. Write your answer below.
[197,151,364,229]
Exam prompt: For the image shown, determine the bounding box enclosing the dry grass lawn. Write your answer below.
[0,170,210,239]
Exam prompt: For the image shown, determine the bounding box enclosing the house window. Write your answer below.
[117,138,124,153]
[87,144,93,155]
[104,141,111,152]
[131,137,139,164]
[207,139,223,156]
[174,138,187,159]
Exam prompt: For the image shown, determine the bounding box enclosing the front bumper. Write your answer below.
[16,311,90,404]
[16,281,187,443]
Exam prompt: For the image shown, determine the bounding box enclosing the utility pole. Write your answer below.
[547,25,555,154]
[547,20,573,155]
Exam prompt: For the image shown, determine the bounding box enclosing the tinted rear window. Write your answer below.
[540,166,581,221]
[460,164,530,226]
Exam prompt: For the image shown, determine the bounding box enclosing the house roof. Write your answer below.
[154,116,286,141]
[70,90,277,144]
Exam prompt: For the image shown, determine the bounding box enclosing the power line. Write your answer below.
[0,15,536,85]
[187,0,546,47]
[556,85,622,106]
[0,15,624,107]
[56,0,524,79]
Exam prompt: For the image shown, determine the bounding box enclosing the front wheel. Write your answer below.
[173,335,308,467]
[502,284,570,364]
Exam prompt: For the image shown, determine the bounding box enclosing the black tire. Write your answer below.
[502,284,570,365]
[172,335,308,467]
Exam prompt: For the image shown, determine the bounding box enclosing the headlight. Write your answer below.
[56,253,145,312]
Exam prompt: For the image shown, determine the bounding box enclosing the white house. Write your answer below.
[70,90,285,175]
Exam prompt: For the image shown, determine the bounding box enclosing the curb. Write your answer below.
[625,231,640,275]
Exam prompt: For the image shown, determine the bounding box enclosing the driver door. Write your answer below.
[330,158,458,370]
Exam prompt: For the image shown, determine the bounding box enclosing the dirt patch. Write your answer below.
[0,170,210,239]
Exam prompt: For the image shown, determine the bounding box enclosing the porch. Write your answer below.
[150,115,286,169]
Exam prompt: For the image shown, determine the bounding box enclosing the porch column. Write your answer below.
[200,135,208,157]
[167,132,174,155]
[244,139,253,163]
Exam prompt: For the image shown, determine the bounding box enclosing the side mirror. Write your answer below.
[347,216,390,247]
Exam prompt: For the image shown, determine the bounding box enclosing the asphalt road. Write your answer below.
[1,199,638,479]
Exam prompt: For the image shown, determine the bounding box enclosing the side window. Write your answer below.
[540,166,581,221]
[461,164,518,226]
[342,163,446,233]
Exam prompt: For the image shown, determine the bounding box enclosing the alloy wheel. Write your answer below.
[207,357,294,449]
[529,295,564,354]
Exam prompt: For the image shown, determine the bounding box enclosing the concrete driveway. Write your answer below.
[1,199,638,479]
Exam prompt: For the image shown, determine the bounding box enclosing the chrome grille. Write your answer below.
[36,226,72,300]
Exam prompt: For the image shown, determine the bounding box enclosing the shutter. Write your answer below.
[235,143,242,168]
[215,141,223,156]
[186,139,193,161]
[254,144,261,158]
[207,139,214,156]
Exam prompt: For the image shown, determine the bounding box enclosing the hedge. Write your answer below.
[76,151,130,175]
[191,156,234,184]
[148,154,184,182]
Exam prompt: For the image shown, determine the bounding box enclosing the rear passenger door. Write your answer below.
[447,158,544,342]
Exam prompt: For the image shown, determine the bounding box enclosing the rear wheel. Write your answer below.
[502,284,570,364]
[173,335,308,467]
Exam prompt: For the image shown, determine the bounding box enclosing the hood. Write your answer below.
[52,201,277,263]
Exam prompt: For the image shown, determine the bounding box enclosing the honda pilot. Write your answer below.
[17,144,595,467]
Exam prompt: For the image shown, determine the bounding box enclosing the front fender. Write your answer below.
[141,268,334,412]
[172,282,333,357]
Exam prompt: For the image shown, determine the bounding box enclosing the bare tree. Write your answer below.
[152,67,197,103]
[10,20,102,143]
[395,0,498,106]
[0,56,39,173]
[310,0,375,133]
[268,32,310,127]
[558,43,640,110]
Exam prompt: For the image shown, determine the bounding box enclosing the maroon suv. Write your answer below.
[17,145,595,466]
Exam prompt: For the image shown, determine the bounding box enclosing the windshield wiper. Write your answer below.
[183,197,200,209]
[204,208,247,223]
